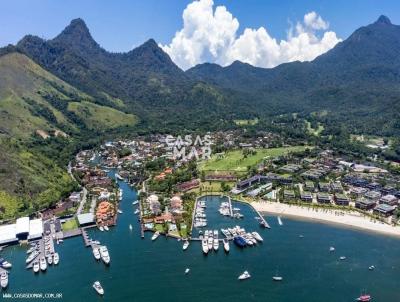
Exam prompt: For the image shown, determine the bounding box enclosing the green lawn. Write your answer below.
[199,146,308,174]
[62,218,79,231]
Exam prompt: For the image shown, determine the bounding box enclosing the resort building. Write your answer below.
[331,182,344,193]
[317,193,331,204]
[300,191,313,202]
[304,181,315,191]
[318,182,331,192]
[364,190,381,201]
[379,194,398,206]
[355,199,376,211]
[284,190,296,200]
[373,204,396,217]
[334,193,350,206]
[170,196,183,214]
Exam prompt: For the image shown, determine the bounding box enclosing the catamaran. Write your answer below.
[238,271,251,280]
[99,246,110,265]
[93,281,104,295]
[39,257,47,271]
[93,247,101,260]
[0,271,8,288]
[53,253,59,265]
[182,240,189,251]
[223,238,230,252]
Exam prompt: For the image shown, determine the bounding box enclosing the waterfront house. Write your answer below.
[317,193,331,204]
[379,194,398,206]
[319,182,331,192]
[364,190,381,201]
[331,182,344,193]
[355,199,376,211]
[300,191,313,202]
[334,193,350,206]
[148,195,161,215]
[304,181,315,191]
[284,190,296,200]
[373,204,396,217]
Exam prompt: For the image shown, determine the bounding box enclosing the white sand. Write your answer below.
[251,201,400,237]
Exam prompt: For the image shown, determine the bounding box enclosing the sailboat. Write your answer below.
[277,216,283,225]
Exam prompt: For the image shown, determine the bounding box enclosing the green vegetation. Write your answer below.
[234,118,259,126]
[305,120,324,136]
[62,218,79,231]
[199,146,308,174]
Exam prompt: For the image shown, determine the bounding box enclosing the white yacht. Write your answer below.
[117,209,123,214]
[0,259,12,269]
[369,265,375,271]
[277,216,283,226]
[0,271,8,288]
[93,281,104,296]
[272,276,283,281]
[115,173,124,181]
[134,209,140,215]
[252,232,263,242]
[47,255,53,265]
[238,271,251,280]
[185,268,190,274]
[53,253,59,265]
[202,239,209,254]
[92,247,101,260]
[208,237,213,250]
[104,225,109,231]
[223,238,230,252]
[129,224,133,231]
[132,201,139,205]
[26,250,39,263]
[329,246,335,252]
[33,261,40,273]
[340,256,346,260]
[151,231,160,241]
[99,246,110,265]
[182,240,190,251]
[40,257,47,271]
[99,226,104,232]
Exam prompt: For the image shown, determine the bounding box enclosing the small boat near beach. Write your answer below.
[151,231,160,241]
[238,271,251,280]
[117,209,123,214]
[134,209,140,215]
[183,240,190,251]
[115,173,124,181]
[277,216,283,226]
[93,281,104,296]
[132,201,139,205]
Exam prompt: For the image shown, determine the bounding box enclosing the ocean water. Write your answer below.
[1,179,400,301]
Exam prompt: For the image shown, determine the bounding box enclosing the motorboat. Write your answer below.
[207,237,213,250]
[26,251,39,263]
[115,173,124,181]
[0,271,8,288]
[238,271,251,280]
[0,258,12,269]
[183,240,190,251]
[132,201,139,205]
[185,268,190,274]
[93,247,101,260]
[213,238,219,251]
[356,295,371,302]
[27,246,36,254]
[340,256,347,260]
[99,246,110,265]
[47,255,53,265]
[234,236,247,247]
[104,225,109,231]
[252,232,263,242]
[40,257,47,271]
[129,224,133,231]
[152,231,160,241]
[53,253,59,265]
[93,281,104,296]
[330,246,335,252]
[99,226,104,232]
[118,209,123,214]
[202,239,209,254]
[33,261,40,273]
[223,239,230,252]
[273,276,283,281]
[368,265,375,271]
[134,209,140,215]
[277,216,283,225]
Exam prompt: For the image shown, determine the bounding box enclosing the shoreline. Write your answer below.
[251,201,400,238]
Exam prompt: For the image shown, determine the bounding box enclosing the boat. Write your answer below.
[368,265,375,271]
[152,231,160,241]
[93,247,101,260]
[99,226,104,232]
[277,216,283,225]
[340,256,347,260]
[27,246,36,254]
[134,209,140,215]
[223,239,230,252]
[233,236,247,248]
[117,209,123,214]
[0,258,12,269]
[93,281,104,296]
[115,173,124,181]
[53,253,59,265]
[252,232,263,242]
[202,239,209,254]
[208,237,213,250]
[329,246,335,252]
[299,235,304,238]
[104,225,109,231]
[213,238,219,251]
[33,261,40,273]
[273,276,283,281]
[129,224,133,231]
[132,201,139,205]
[0,271,8,288]
[26,251,39,263]
[99,246,110,265]
[183,240,189,251]
[185,268,190,274]
[238,271,251,280]
[40,257,47,271]
[47,255,53,265]
[356,295,371,302]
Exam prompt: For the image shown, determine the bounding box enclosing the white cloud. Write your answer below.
[161,0,342,70]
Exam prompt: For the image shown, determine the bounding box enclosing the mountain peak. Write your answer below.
[53,18,98,49]
[375,15,392,25]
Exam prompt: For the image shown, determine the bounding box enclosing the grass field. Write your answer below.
[305,121,324,136]
[234,118,259,126]
[189,181,236,194]
[199,146,308,174]
[62,218,78,231]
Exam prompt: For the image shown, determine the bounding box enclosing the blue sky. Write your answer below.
[1,0,398,69]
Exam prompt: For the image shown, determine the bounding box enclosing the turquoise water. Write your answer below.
[1,178,400,301]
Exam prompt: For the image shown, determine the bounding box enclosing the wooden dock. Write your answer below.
[63,228,82,239]
[254,207,270,228]
[81,228,91,247]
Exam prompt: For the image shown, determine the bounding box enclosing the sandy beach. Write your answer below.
[252,201,400,237]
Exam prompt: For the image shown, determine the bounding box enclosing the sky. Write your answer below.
[1,0,399,69]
